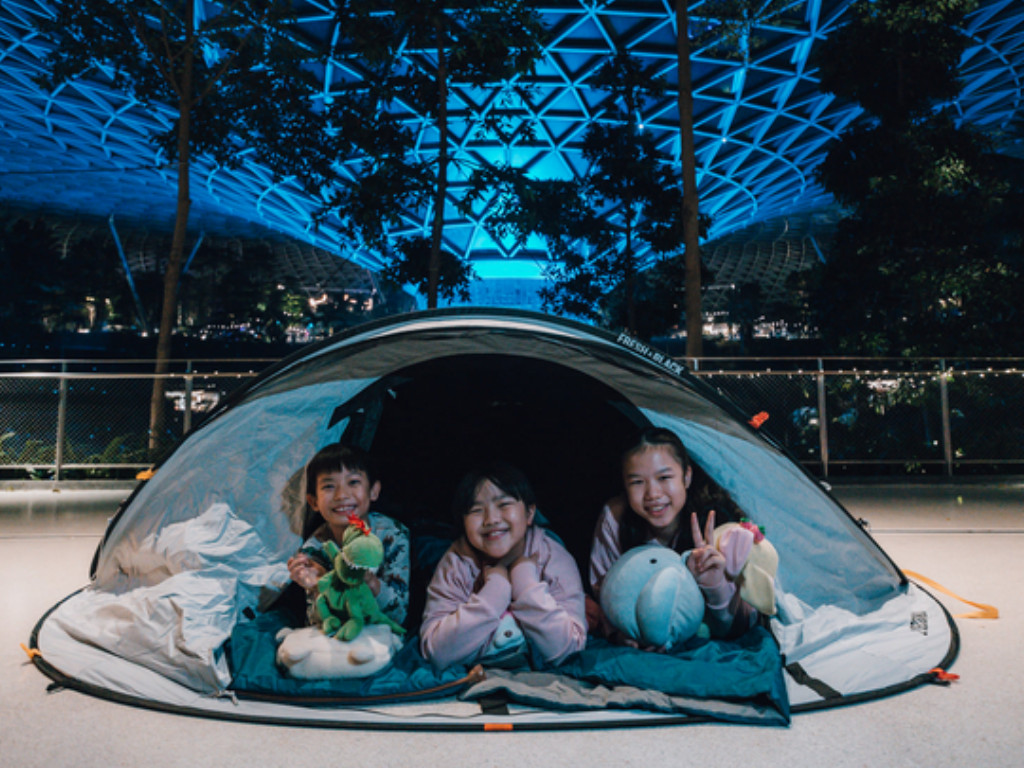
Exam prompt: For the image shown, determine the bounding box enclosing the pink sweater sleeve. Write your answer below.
[702,588,757,638]
[684,551,758,638]
[419,548,511,670]
[588,503,622,597]
[509,531,587,665]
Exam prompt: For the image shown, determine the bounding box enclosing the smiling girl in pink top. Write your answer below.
[588,428,756,643]
[420,461,587,670]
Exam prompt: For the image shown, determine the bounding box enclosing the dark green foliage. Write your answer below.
[600,256,713,341]
[773,266,820,340]
[178,239,300,341]
[320,0,548,307]
[809,0,1024,356]
[86,434,149,469]
[812,0,971,121]
[724,281,765,354]
[465,52,689,332]
[379,236,475,303]
[0,432,16,464]
[36,2,342,186]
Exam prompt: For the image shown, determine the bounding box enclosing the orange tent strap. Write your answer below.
[903,570,999,619]
[20,643,41,660]
[930,668,960,682]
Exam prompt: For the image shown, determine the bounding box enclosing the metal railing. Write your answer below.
[690,357,1024,477]
[2,356,1023,479]
[0,358,268,480]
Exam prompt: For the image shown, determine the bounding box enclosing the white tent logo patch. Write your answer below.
[910,612,929,636]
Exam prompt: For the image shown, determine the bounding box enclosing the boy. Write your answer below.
[287,442,409,627]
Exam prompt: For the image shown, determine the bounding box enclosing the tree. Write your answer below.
[674,0,702,358]
[775,266,820,339]
[357,0,547,308]
[37,2,348,455]
[810,0,1024,356]
[673,0,792,358]
[378,235,475,304]
[601,255,715,341]
[465,52,689,334]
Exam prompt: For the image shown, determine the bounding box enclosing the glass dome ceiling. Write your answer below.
[2,1,1023,296]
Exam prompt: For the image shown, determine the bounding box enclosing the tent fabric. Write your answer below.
[52,501,286,692]
[30,308,958,729]
[645,412,901,612]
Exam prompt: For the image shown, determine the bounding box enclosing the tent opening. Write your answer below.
[344,353,642,575]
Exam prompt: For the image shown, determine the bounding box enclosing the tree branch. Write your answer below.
[125,5,182,101]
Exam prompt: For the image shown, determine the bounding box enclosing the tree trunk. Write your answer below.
[427,19,448,309]
[147,21,194,457]
[676,0,703,360]
[624,216,637,334]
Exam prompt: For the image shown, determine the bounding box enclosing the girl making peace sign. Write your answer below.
[588,428,757,644]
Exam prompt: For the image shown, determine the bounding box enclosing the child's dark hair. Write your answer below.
[451,460,537,522]
[618,427,742,553]
[303,442,378,538]
[305,442,376,496]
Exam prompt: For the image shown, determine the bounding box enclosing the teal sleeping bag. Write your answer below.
[226,611,472,703]
[560,627,787,703]
[227,611,788,724]
[459,627,789,725]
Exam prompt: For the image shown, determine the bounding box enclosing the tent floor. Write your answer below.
[3,479,1022,766]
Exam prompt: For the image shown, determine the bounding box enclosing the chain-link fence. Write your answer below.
[695,358,1024,476]
[0,359,265,479]
[2,357,1022,479]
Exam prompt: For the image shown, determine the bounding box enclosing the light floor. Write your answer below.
[1,479,1022,768]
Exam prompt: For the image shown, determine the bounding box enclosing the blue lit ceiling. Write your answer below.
[2,1,1023,296]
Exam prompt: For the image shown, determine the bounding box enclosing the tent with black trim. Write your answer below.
[29,308,957,730]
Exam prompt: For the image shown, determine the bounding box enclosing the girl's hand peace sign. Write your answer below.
[686,509,739,612]
[686,509,727,589]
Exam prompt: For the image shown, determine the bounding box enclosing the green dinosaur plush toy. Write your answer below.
[315,515,407,642]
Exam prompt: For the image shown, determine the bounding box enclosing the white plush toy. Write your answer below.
[275,624,403,679]
[479,611,527,667]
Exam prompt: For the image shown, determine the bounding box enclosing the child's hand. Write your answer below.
[585,594,603,633]
[482,563,510,585]
[686,510,724,586]
[609,629,641,649]
[587,597,647,650]
[687,510,735,609]
[605,626,666,652]
[364,570,381,596]
[287,553,325,590]
[508,551,540,575]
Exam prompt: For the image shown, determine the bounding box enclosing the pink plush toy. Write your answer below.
[713,521,779,616]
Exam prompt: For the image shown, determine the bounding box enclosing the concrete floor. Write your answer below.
[1,480,1022,768]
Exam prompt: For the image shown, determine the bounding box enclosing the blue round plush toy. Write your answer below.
[599,544,705,649]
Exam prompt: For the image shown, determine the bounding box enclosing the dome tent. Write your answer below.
[29,308,957,729]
